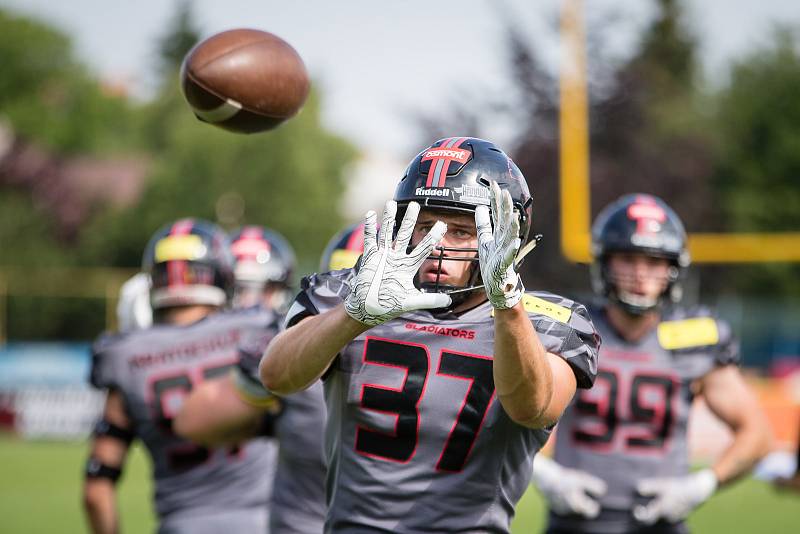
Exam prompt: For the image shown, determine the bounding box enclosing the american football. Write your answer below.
[180,28,310,133]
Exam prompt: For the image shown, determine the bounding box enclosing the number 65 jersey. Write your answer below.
[284,270,600,534]
[90,308,278,525]
[551,304,739,532]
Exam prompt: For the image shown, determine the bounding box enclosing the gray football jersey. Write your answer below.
[285,270,599,533]
[236,323,328,534]
[90,308,277,523]
[550,304,739,533]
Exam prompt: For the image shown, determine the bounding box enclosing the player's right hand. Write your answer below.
[344,200,451,326]
[531,455,608,519]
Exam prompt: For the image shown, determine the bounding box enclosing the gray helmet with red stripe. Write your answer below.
[229,226,296,288]
[394,137,533,302]
[394,137,533,240]
[229,225,295,310]
[142,218,234,310]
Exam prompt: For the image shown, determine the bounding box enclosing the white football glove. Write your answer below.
[344,200,451,326]
[531,455,608,519]
[116,272,153,333]
[633,468,718,524]
[475,180,524,309]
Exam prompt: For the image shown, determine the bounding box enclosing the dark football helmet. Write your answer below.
[319,222,366,272]
[142,218,234,310]
[229,226,296,310]
[393,136,534,304]
[591,194,690,314]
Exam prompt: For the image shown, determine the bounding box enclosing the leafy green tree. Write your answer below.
[1,6,357,340]
[713,29,800,295]
[156,0,201,78]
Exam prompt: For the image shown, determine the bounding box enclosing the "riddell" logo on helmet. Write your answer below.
[416,188,451,197]
[421,148,470,163]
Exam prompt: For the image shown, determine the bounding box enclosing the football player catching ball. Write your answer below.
[261,137,601,533]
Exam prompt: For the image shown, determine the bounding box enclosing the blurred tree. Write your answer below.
[0,11,142,155]
[497,0,720,295]
[156,0,201,78]
[0,7,357,340]
[713,29,800,296]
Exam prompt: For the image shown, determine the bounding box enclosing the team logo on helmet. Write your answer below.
[418,137,473,187]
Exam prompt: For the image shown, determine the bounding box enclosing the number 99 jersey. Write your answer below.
[284,270,600,533]
[90,307,279,524]
[551,304,739,533]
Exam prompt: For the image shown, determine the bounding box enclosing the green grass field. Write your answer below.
[1,435,797,533]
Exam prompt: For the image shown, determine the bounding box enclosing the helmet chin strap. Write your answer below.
[613,290,660,315]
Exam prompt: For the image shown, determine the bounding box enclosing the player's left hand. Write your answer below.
[633,469,717,524]
[475,181,524,310]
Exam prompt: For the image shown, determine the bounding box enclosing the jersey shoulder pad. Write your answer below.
[658,307,739,366]
[89,330,131,389]
[284,269,354,328]
[519,293,574,323]
[524,291,600,389]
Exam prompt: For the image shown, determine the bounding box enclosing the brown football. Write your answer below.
[180,29,310,133]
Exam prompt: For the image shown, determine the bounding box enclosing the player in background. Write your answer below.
[260,137,601,533]
[83,219,277,534]
[175,225,328,534]
[531,194,773,533]
[229,225,296,312]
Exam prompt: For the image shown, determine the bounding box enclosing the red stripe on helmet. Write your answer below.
[232,226,271,261]
[424,137,466,187]
[167,219,193,287]
[436,137,468,187]
[240,226,263,239]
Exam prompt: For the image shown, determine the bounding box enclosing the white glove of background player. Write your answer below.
[116,272,152,333]
[344,200,451,326]
[633,468,718,524]
[531,455,608,519]
[475,180,524,309]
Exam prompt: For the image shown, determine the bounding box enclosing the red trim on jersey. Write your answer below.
[603,348,653,363]
[144,357,242,471]
[570,367,620,453]
[570,364,681,456]
[622,371,680,456]
[434,349,495,473]
[355,336,431,465]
